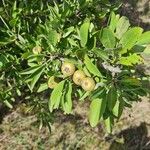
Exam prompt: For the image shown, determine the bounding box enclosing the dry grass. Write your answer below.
[0,98,150,150]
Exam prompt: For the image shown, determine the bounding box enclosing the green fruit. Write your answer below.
[48,76,59,89]
[81,77,95,91]
[73,70,86,85]
[61,62,75,77]
[32,46,42,54]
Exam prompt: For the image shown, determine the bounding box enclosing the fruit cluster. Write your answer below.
[61,62,96,92]
[32,46,96,92]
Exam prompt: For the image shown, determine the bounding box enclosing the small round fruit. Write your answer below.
[32,46,42,54]
[48,76,58,89]
[73,70,86,85]
[81,77,95,91]
[61,62,75,77]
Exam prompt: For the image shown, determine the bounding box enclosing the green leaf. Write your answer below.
[0,61,3,69]
[93,48,109,61]
[120,27,143,51]
[22,52,33,59]
[113,97,124,118]
[115,16,130,39]
[89,98,101,127]
[109,12,120,32]
[107,85,117,111]
[143,45,150,54]
[79,91,90,101]
[4,100,13,109]
[47,30,59,46]
[104,116,113,133]
[37,83,48,93]
[16,88,21,96]
[0,54,8,68]
[89,90,107,127]
[49,80,65,112]
[119,54,143,66]
[131,45,146,53]
[29,67,44,91]
[63,81,72,114]
[0,35,16,46]
[20,65,41,75]
[136,31,150,45]
[80,22,90,47]
[121,77,142,86]
[63,26,74,38]
[90,87,105,100]
[84,55,102,77]
[100,28,116,48]
[78,0,86,6]
[68,38,78,46]
[87,36,96,50]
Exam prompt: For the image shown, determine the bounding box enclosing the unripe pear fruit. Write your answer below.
[48,76,58,89]
[73,70,86,85]
[81,77,95,91]
[61,62,75,77]
[32,46,42,54]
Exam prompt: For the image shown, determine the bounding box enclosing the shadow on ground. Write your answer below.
[120,0,150,31]
[0,105,9,124]
[109,122,150,150]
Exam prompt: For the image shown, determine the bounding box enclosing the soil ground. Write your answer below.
[0,0,150,150]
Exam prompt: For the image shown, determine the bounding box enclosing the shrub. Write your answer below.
[0,0,150,132]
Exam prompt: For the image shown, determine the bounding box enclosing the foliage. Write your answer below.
[0,0,150,132]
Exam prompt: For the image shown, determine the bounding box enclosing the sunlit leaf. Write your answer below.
[115,16,130,39]
[104,116,113,133]
[63,81,72,114]
[84,55,102,77]
[37,83,48,93]
[119,54,143,66]
[49,80,65,112]
[100,28,116,48]
[136,31,150,45]
[120,27,143,51]
[109,12,120,32]
[80,22,90,47]
[89,98,101,127]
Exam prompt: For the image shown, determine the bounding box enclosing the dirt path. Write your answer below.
[0,97,150,150]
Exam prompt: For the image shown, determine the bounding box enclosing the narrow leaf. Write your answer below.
[20,65,41,75]
[104,117,113,133]
[113,97,124,118]
[37,83,48,93]
[63,26,74,38]
[29,67,44,91]
[107,85,117,111]
[4,100,13,109]
[89,98,102,127]
[63,81,72,114]
[84,55,102,77]
[109,12,120,32]
[80,22,90,47]
[49,80,65,112]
